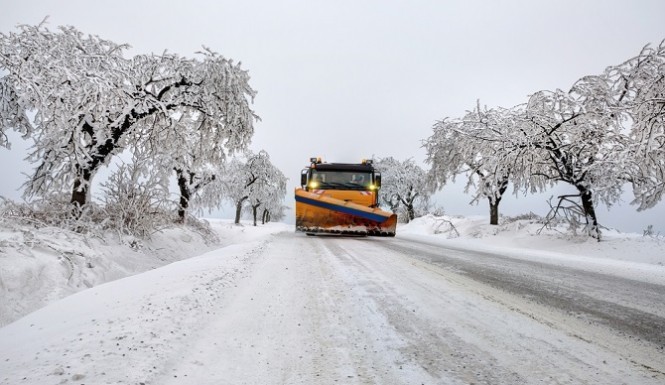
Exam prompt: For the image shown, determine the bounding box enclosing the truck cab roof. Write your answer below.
[310,163,374,172]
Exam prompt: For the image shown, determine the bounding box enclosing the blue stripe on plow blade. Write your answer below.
[295,195,389,223]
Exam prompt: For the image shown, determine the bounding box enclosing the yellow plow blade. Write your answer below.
[294,188,397,236]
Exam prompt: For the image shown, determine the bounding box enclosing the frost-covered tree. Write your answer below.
[425,103,523,225]
[424,38,664,238]
[374,157,401,214]
[225,156,259,224]
[149,109,234,223]
[0,21,128,212]
[516,82,629,240]
[246,164,287,226]
[505,40,665,238]
[374,156,429,223]
[213,151,285,224]
[0,21,256,218]
[133,52,256,222]
[427,85,628,238]
[604,39,665,210]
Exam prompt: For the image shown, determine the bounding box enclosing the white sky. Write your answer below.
[1,0,664,233]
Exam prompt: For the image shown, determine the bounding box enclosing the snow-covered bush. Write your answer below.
[1,194,92,230]
[502,212,544,224]
[642,225,663,240]
[100,160,173,238]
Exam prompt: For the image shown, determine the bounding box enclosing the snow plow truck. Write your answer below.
[295,157,397,236]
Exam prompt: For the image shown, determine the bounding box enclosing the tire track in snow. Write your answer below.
[320,237,527,385]
[153,232,417,384]
[379,238,665,344]
[374,237,665,378]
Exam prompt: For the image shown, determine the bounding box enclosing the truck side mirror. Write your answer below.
[300,170,308,187]
[374,173,381,187]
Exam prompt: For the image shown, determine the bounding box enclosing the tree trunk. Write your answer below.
[579,188,601,240]
[71,167,92,218]
[406,203,415,223]
[489,198,500,225]
[488,177,508,226]
[70,122,127,218]
[235,196,247,224]
[252,204,260,226]
[176,170,190,224]
[401,189,418,223]
[383,196,400,214]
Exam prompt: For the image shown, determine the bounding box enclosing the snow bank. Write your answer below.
[0,218,290,326]
[0,239,269,384]
[398,214,665,284]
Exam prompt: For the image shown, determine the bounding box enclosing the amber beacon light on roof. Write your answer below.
[294,157,397,236]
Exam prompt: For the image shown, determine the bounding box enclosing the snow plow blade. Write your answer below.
[295,188,397,236]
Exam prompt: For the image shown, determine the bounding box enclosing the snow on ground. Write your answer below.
[0,218,289,326]
[1,215,664,384]
[401,214,665,265]
[400,214,665,284]
[0,219,291,384]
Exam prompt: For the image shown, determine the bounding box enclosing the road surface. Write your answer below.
[2,231,664,384]
[156,232,665,384]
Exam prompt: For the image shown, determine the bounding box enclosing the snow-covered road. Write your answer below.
[2,230,664,384]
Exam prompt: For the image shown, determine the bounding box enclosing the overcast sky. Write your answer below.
[2,0,664,233]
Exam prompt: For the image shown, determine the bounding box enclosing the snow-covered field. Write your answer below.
[1,215,664,384]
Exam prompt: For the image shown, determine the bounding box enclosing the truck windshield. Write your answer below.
[310,170,372,190]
